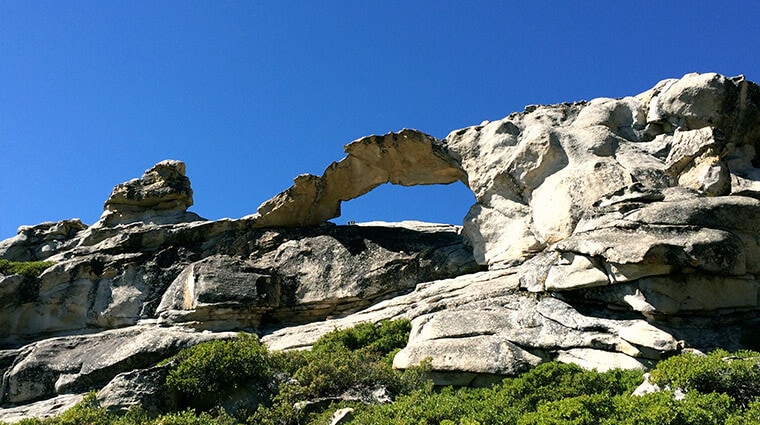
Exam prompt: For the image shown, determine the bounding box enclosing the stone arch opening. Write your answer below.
[334,181,475,226]
[254,129,474,228]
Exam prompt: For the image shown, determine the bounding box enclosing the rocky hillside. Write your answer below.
[2,72,760,421]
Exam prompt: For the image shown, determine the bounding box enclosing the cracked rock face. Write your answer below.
[3,72,760,421]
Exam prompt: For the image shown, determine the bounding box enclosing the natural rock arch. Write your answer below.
[254,129,468,227]
[254,73,760,270]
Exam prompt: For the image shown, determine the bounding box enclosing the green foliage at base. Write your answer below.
[166,334,270,410]
[344,363,643,425]
[6,325,760,425]
[650,349,760,407]
[250,320,426,425]
[0,259,54,277]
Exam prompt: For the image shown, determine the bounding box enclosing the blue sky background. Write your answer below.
[2,1,759,240]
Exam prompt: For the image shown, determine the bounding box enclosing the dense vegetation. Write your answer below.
[0,259,54,277]
[7,320,760,425]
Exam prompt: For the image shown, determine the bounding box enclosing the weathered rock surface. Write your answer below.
[0,394,84,423]
[0,217,477,349]
[3,72,760,421]
[0,219,87,262]
[1,326,234,406]
[96,159,203,228]
[96,364,177,415]
[254,130,465,228]
[155,221,479,331]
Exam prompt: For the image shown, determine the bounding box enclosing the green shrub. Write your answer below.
[166,334,271,411]
[608,390,734,425]
[650,349,760,407]
[727,400,760,425]
[311,319,411,358]
[518,393,615,425]
[500,361,642,413]
[518,390,734,425]
[347,363,641,425]
[289,320,416,399]
[146,409,237,425]
[355,388,471,425]
[0,259,54,277]
[249,320,425,425]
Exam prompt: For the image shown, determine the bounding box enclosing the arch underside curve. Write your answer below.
[254,129,468,228]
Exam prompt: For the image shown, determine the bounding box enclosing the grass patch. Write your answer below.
[0,259,54,277]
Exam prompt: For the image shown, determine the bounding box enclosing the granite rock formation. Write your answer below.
[96,159,203,228]
[2,72,760,421]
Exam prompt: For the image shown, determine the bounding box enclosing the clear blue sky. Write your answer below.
[2,1,759,240]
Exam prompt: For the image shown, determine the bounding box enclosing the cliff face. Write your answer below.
[2,72,760,420]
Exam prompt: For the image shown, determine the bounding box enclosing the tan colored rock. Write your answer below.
[152,221,477,331]
[2,326,234,405]
[618,321,679,352]
[96,160,203,227]
[247,72,760,272]
[462,195,541,266]
[329,407,354,425]
[666,127,722,175]
[555,224,747,280]
[0,394,84,424]
[96,364,177,415]
[677,155,730,196]
[574,274,760,317]
[0,219,87,262]
[6,72,760,418]
[263,269,682,383]
[632,275,759,314]
[255,130,465,228]
[105,160,192,211]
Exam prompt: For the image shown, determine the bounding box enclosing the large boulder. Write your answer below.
[0,326,234,405]
[263,72,760,383]
[95,160,204,228]
[155,221,479,330]
[96,364,178,415]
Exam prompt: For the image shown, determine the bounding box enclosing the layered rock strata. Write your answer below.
[96,159,203,228]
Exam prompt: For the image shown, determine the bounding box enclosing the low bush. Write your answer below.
[502,361,642,412]
[609,390,734,425]
[0,259,54,277]
[165,334,271,411]
[650,349,760,407]
[249,320,427,425]
[347,364,641,425]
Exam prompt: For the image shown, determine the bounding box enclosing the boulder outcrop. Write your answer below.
[3,72,760,421]
[0,219,87,262]
[96,159,203,228]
